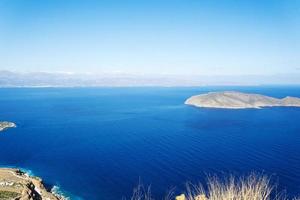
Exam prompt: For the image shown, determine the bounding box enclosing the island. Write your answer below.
[185,91,300,109]
[0,168,66,200]
[0,122,16,132]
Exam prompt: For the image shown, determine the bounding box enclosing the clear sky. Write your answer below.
[0,0,299,76]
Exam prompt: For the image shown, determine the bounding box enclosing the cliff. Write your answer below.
[0,168,66,200]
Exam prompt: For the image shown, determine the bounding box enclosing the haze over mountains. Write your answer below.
[0,70,300,87]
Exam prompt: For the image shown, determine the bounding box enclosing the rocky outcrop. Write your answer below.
[0,168,66,200]
[185,91,300,109]
[176,194,207,200]
[0,121,16,132]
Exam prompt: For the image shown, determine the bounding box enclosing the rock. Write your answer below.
[175,193,207,200]
[0,168,66,200]
[176,194,186,200]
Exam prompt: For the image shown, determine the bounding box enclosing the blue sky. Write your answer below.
[0,0,299,76]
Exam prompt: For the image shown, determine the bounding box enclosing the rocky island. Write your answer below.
[185,91,300,109]
[0,168,66,200]
[0,122,16,132]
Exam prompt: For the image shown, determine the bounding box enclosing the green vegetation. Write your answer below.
[0,191,20,199]
[129,173,299,200]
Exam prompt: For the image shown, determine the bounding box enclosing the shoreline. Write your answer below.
[0,167,69,200]
[0,123,74,199]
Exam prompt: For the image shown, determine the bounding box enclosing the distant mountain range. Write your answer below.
[0,70,299,87]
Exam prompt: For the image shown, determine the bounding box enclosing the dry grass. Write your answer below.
[185,173,274,200]
[129,182,153,200]
[129,173,299,200]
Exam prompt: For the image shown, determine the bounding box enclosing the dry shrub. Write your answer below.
[129,173,298,200]
[185,173,273,200]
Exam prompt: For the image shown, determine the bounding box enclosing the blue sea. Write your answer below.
[0,86,300,200]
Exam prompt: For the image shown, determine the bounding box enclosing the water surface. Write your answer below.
[0,86,300,199]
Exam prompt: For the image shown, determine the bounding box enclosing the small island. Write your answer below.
[0,168,66,200]
[185,91,300,109]
[0,122,16,132]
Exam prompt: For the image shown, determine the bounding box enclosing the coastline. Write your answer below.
[0,123,74,200]
[0,167,69,200]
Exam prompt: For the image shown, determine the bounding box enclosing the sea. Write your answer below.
[0,86,300,200]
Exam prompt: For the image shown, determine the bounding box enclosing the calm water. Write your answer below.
[0,86,300,199]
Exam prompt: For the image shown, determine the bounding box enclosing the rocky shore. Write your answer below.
[0,121,16,132]
[0,122,69,199]
[185,91,300,109]
[0,168,67,200]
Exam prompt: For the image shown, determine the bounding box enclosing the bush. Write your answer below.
[0,191,20,199]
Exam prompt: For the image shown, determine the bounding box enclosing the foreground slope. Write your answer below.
[185,91,300,109]
[0,168,65,200]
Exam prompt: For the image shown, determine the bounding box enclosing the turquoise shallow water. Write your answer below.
[0,86,300,199]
